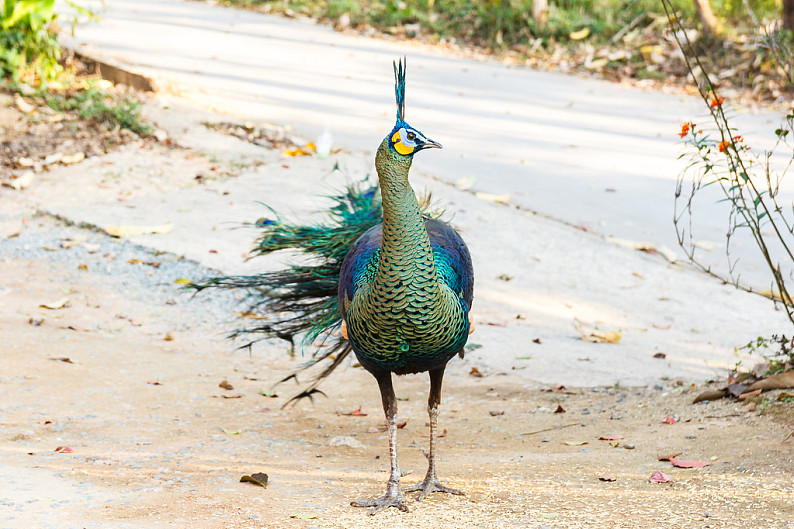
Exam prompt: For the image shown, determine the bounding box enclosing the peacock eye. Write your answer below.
[406,131,416,141]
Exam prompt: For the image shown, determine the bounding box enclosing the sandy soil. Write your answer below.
[1,238,793,528]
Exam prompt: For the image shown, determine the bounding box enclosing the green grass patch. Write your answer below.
[46,83,153,135]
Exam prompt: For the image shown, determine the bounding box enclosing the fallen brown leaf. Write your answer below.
[738,388,762,400]
[219,380,234,391]
[40,297,70,310]
[469,367,483,377]
[489,410,505,416]
[554,404,566,414]
[746,371,794,392]
[598,435,624,441]
[240,472,269,488]
[49,357,74,363]
[693,389,726,403]
[598,474,617,482]
[574,319,621,344]
[54,446,74,453]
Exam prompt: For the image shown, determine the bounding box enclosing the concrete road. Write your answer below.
[62,0,793,290]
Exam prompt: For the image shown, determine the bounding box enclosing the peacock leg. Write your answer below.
[351,372,409,514]
[403,366,463,500]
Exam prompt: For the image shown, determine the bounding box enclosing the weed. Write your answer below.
[46,83,153,135]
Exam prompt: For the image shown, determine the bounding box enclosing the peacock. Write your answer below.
[194,58,474,515]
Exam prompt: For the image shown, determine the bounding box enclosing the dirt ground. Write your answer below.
[1,68,793,527]
[1,219,793,528]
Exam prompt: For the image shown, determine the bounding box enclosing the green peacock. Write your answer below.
[195,58,474,514]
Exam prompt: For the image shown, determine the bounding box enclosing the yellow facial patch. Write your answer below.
[391,131,414,156]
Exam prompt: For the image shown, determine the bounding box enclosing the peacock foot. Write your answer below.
[351,488,409,515]
[403,475,463,501]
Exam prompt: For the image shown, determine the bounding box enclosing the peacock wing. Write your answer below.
[425,218,473,310]
[338,223,383,319]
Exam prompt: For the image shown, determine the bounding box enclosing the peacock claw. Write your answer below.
[351,490,409,515]
[403,476,463,501]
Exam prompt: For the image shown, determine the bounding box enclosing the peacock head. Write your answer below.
[387,58,442,157]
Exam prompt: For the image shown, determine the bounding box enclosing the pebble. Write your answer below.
[623,443,636,450]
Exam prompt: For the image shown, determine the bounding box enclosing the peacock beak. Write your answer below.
[418,138,442,151]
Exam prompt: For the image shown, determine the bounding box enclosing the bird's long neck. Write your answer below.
[373,139,440,304]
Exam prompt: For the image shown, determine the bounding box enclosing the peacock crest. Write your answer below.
[387,58,441,157]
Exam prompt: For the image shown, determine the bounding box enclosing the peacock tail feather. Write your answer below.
[191,176,443,401]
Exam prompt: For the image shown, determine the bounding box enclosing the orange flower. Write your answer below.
[679,122,692,138]
[718,140,730,152]
[710,96,724,108]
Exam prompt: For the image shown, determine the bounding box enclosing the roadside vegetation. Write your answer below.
[1,0,153,186]
[1,0,152,133]
[216,0,794,103]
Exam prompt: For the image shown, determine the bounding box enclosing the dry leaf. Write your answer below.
[574,319,621,344]
[554,404,566,413]
[489,410,505,416]
[6,170,34,190]
[598,435,624,441]
[54,446,74,453]
[61,152,85,165]
[240,472,268,488]
[219,380,234,390]
[653,352,667,359]
[282,143,315,157]
[738,388,762,400]
[469,367,484,377]
[649,471,671,483]
[670,457,706,469]
[163,332,174,341]
[661,416,676,425]
[598,474,617,482]
[221,393,242,399]
[563,440,588,446]
[746,371,794,391]
[658,452,682,462]
[220,427,239,435]
[49,357,74,363]
[104,223,173,237]
[570,27,590,40]
[15,94,35,113]
[692,389,727,405]
[396,420,408,429]
[40,297,70,310]
[475,192,510,204]
[290,514,317,520]
[605,236,655,252]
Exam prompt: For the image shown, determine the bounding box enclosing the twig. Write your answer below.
[703,413,742,419]
[522,422,582,436]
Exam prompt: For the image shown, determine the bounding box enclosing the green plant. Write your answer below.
[1,0,62,86]
[664,0,794,374]
[46,83,152,135]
